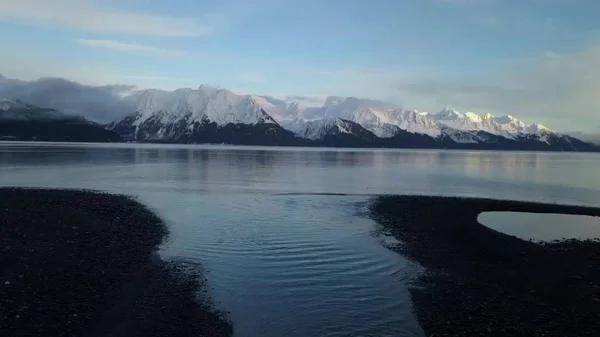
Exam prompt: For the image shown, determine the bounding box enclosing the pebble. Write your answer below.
[372,195,600,337]
[1,188,230,337]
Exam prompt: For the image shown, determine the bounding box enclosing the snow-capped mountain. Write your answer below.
[110,87,302,144]
[431,108,551,138]
[295,97,554,139]
[125,86,277,128]
[260,96,552,141]
[312,101,441,138]
[103,85,598,151]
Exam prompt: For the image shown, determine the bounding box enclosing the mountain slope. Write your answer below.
[282,117,382,147]
[0,100,121,142]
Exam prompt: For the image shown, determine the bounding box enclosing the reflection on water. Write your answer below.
[1,142,600,337]
[478,212,600,242]
[1,143,600,205]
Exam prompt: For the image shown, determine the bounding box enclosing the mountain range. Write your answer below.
[0,74,597,151]
[106,85,598,151]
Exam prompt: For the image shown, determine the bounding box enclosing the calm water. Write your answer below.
[1,142,600,337]
[478,212,600,242]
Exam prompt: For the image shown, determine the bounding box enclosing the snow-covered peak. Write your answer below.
[494,115,517,125]
[525,123,550,134]
[118,85,562,142]
[250,95,307,122]
[436,109,485,123]
[198,84,219,93]
[125,87,277,127]
[287,97,433,137]
[430,109,554,137]
[281,117,356,140]
[436,108,463,120]
[385,109,442,137]
[464,112,482,122]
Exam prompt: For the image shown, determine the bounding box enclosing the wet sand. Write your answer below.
[370,195,600,337]
[0,188,232,337]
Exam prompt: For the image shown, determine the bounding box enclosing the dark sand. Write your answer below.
[0,188,232,337]
[370,196,600,337]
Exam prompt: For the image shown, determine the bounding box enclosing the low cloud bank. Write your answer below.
[0,75,134,123]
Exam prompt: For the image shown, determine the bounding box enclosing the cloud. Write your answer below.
[75,39,191,58]
[0,75,134,123]
[391,44,600,131]
[284,95,326,105]
[0,0,212,37]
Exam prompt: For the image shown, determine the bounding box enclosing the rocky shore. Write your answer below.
[370,196,600,337]
[0,188,232,337]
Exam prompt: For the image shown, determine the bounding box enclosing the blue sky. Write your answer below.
[0,0,599,131]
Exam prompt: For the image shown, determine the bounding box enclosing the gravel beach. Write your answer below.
[370,195,600,337]
[0,188,232,337]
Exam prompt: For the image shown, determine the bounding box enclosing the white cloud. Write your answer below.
[75,39,191,58]
[284,95,326,105]
[0,75,134,123]
[0,0,213,37]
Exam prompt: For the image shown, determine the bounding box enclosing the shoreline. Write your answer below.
[370,195,600,337]
[0,187,231,337]
[2,140,599,153]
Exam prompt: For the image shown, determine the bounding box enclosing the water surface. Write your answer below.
[1,142,600,336]
[478,212,600,241]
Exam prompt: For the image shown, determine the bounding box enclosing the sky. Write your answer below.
[0,0,599,132]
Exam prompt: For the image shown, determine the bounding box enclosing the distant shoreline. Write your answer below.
[370,195,600,337]
[1,139,600,153]
[0,188,231,337]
